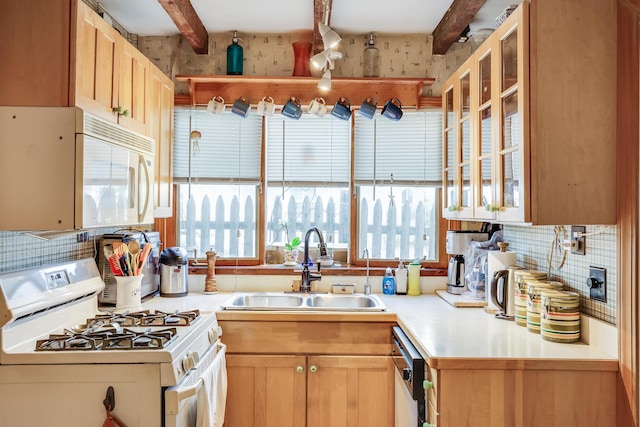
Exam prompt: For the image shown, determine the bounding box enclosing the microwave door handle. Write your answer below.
[138,154,150,222]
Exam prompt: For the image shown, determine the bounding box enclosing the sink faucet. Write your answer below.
[300,227,327,293]
[362,249,371,295]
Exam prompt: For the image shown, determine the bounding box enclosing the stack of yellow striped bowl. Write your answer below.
[512,270,548,327]
[539,290,581,343]
[525,280,564,333]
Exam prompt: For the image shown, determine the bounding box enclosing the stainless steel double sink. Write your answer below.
[219,292,387,312]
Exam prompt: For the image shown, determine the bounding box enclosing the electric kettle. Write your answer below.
[490,266,523,319]
[446,254,465,294]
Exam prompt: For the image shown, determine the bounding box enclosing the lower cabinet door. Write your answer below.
[225,354,306,427]
[307,355,394,427]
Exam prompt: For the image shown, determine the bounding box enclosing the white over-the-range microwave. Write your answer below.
[0,107,155,230]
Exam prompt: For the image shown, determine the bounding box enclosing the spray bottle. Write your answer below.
[227,31,244,75]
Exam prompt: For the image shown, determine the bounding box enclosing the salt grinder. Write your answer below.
[204,250,218,294]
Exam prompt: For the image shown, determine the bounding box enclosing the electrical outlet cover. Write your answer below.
[588,266,606,302]
[571,225,586,255]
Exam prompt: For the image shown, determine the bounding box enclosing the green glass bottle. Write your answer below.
[227,31,243,75]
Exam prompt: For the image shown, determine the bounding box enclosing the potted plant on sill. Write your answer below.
[283,236,301,266]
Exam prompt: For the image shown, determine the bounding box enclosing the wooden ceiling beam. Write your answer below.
[432,0,487,55]
[158,0,208,54]
[313,0,333,54]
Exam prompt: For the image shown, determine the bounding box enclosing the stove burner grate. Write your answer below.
[102,328,177,350]
[35,327,178,351]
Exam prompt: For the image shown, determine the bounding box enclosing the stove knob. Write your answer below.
[182,353,195,371]
[208,328,218,343]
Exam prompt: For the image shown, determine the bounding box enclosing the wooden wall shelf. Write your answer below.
[175,75,435,108]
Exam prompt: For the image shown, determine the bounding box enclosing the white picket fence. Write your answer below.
[182,190,437,260]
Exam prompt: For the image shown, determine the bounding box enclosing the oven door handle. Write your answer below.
[165,342,226,414]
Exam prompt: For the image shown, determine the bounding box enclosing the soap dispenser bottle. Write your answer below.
[395,260,408,295]
[227,31,244,75]
[363,32,380,77]
[382,267,395,295]
[407,260,421,296]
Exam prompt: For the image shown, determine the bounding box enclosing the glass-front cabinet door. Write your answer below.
[442,57,475,219]
[474,39,497,220]
[494,4,528,222]
[442,85,457,218]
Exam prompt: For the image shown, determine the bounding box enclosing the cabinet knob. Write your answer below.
[309,365,317,373]
[423,379,433,390]
[296,365,304,373]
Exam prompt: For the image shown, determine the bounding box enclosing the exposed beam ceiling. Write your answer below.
[312,0,331,54]
[432,0,488,55]
[157,0,208,54]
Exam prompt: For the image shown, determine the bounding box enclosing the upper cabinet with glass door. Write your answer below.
[472,33,497,220]
[442,56,475,219]
[442,0,616,225]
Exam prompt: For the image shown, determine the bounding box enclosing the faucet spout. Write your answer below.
[362,249,371,295]
[301,227,327,293]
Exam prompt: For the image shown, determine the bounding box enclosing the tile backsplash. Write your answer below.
[503,224,616,324]
[0,228,138,275]
[1,224,618,325]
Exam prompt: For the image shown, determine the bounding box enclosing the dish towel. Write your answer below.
[196,344,228,427]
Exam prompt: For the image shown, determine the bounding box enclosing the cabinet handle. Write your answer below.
[423,423,435,427]
[423,380,433,390]
[309,365,317,373]
[112,106,130,117]
[485,204,500,212]
[447,205,459,212]
[296,365,304,373]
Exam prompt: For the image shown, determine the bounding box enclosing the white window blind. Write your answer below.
[354,111,442,185]
[265,115,350,185]
[173,108,262,182]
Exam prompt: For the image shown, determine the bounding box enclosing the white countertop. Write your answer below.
[377,294,617,368]
[148,290,618,369]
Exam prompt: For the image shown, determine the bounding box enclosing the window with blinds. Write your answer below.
[172,108,263,260]
[264,115,352,257]
[353,110,442,262]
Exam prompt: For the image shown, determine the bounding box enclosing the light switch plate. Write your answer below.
[588,266,606,302]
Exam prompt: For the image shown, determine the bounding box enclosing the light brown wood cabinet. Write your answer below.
[219,318,395,427]
[1,1,150,134]
[1,0,173,219]
[427,363,616,426]
[442,0,616,224]
[149,66,174,218]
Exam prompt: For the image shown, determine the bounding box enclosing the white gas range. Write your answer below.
[0,258,226,427]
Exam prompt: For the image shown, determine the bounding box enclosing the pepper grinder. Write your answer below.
[204,250,218,294]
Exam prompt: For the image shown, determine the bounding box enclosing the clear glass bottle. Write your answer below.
[363,32,380,77]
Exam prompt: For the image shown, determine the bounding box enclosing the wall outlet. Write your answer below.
[76,232,89,243]
[588,266,606,302]
[570,225,586,255]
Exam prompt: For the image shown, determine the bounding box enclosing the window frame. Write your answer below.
[160,108,448,270]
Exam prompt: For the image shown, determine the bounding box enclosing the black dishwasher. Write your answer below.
[391,326,426,427]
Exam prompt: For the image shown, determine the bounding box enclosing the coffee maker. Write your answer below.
[446,230,489,294]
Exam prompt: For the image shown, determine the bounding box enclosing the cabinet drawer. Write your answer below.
[220,320,394,355]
